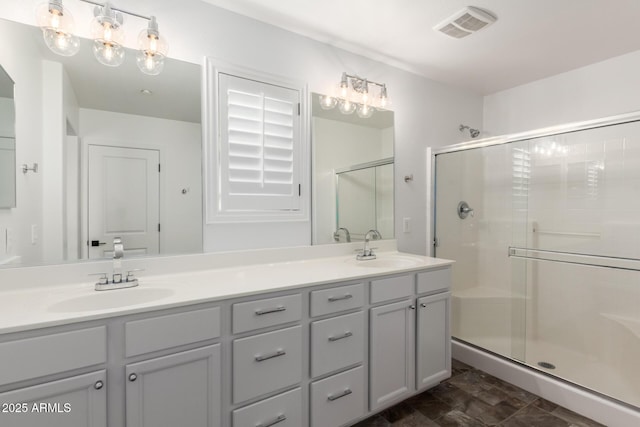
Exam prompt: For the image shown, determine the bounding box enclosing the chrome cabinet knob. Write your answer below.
[129,373,138,382]
[409,305,416,310]
[420,303,427,308]
[94,380,104,390]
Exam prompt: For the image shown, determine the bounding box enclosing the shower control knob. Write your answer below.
[129,373,138,382]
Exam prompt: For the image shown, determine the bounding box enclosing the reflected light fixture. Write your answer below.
[90,2,125,67]
[36,0,81,56]
[327,72,389,118]
[36,0,170,75]
[136,16,169,75]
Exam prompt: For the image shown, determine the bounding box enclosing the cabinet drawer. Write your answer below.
[310,312,364,378]
[416,268,451,295]
[310,283,364,317]
[310,366,365,427]
[233,387,302,427]
[370,274,414,304]
[0,326,106,386]
[233,326,302,403]
[233,294,302,334]
[125,307,221,357]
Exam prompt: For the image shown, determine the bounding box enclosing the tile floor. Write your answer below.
[353,360,605,427]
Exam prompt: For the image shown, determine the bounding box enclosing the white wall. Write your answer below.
[484,49,640,135]
[0,19,43,264]
[79,109,202,255]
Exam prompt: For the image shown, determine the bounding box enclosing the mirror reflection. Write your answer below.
[0,64,15,209]
[311,92,394,244]
[0,17,201,267]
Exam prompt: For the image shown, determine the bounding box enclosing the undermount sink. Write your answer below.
[48,288,175,313]
[346,255,422,269]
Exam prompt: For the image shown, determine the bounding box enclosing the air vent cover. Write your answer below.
[434,6,497,38]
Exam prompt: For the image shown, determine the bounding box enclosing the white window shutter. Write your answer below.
[218,73,301,213]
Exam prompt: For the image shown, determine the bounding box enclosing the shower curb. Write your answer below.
[452,340,640,427]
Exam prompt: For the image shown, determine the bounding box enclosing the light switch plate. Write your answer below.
[403,217,411,233]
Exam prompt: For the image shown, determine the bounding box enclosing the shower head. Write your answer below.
[459,124,480,139]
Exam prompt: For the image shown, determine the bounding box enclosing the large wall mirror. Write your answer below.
[0,63,15,209]
[0,17,201,267]
[311,92,394,245]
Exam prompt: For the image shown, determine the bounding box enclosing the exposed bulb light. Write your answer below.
[136,16,168,76]
[90,2,125,67]
[357,103,374,119]
[319,94,337,110]
[339,72,349,98]
[338,99,356,115]
[378,84,388,109]
[324,72,389,118]
[36,0,80,56]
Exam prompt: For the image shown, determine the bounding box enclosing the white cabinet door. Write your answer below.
[369,299,415,411]
[126,345,221,427]
[416,292,451,391]
[0,371,106,427]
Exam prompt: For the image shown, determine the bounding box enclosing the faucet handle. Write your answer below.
[89,273,109,285]
[126,269,145,282]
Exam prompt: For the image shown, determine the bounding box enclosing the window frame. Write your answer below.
[204,58,309,224]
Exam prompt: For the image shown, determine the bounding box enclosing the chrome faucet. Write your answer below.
[91,237,142,291]
[357,229,382,261]
[333,227,351,242]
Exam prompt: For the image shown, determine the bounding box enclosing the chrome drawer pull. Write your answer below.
[328,331,353,342]
[327,388,352,402]
[256,413,286,427]
[255,349,286,362]
[255,306,286,316]
[328,294,352,302]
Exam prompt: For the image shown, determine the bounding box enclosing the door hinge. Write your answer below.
[297,103,301,116]
[298,184,301,196]
[158,163,161,172]
[433,237,440,247]
[158,223,161,232]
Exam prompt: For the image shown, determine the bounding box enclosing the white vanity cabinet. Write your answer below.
[125,345,222,427]
[0,371,107,427]
[123,306,223,427]
[369,269,451,412]
[0,258,452,427]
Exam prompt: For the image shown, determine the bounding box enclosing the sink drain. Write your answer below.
[538,361,556,369]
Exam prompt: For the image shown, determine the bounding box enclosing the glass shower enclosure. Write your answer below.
[433,117,640,409]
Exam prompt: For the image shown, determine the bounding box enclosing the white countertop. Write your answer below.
[0,251,452,335]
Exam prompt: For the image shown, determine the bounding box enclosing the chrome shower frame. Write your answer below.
[428,110,640,257]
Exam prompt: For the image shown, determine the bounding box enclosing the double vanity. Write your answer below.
[0,247,452,427]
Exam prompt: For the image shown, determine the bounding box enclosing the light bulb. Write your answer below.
[36,1,80,56]
[338,99,356,115]
[319,95,337,110]
[378,84,389,109]
[136,17,168,75]
[91,3,125,67]
[357,103,374,119]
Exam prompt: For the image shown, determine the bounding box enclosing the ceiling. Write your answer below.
[202,0,640,95]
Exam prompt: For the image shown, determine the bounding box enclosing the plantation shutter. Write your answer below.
[218,73,301,212]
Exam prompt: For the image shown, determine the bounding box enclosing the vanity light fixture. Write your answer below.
[325,72,390,118]
[36,0,169,75]
[136,16,169,75]
[90,2,125,67]
[36,0,81,56]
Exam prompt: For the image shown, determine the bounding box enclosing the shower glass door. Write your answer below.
[434,119,640,409]
[434,141,528,361]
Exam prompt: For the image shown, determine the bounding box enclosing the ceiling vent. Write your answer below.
[434,6,497,39]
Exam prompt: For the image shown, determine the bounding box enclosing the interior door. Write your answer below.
[88,145,160,259]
